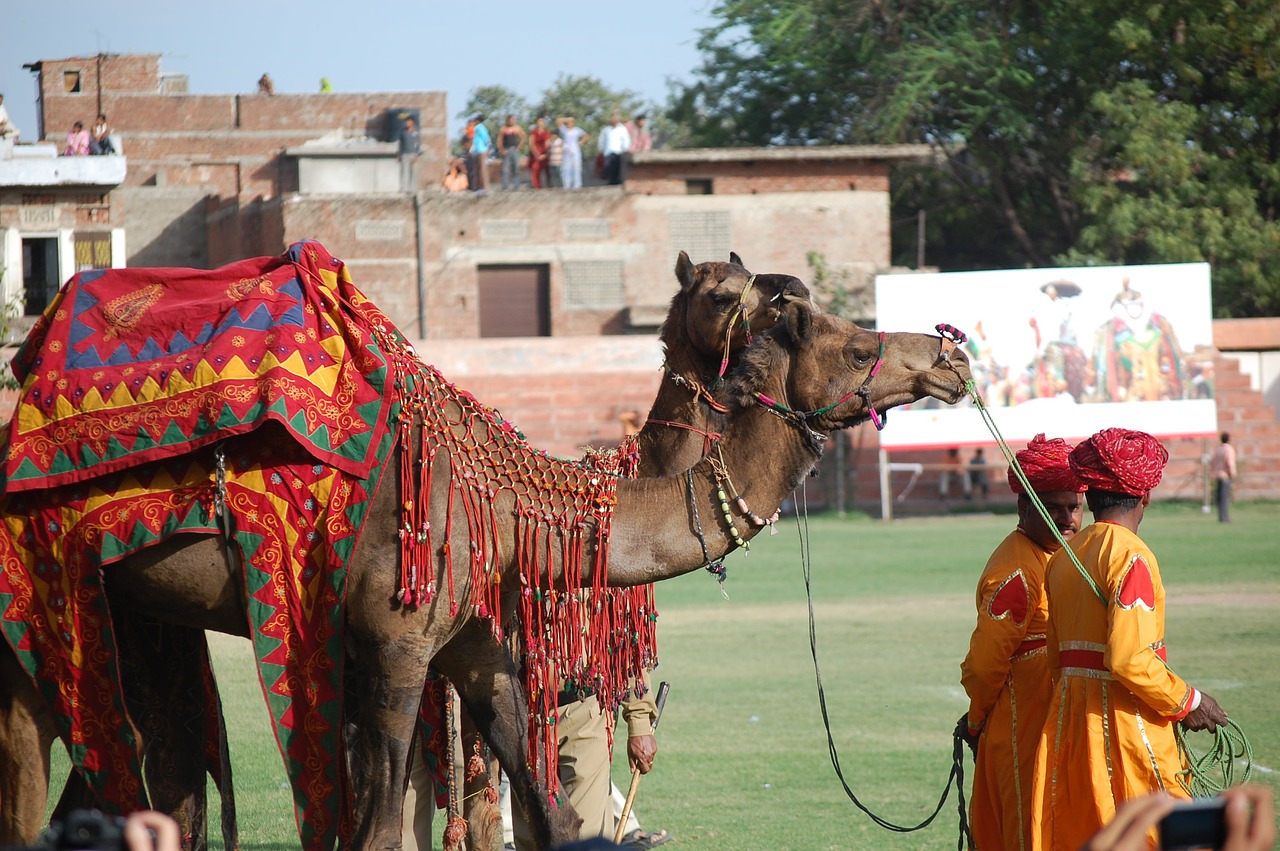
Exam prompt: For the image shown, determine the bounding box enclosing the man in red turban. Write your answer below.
[959,435,1085,851]
[1030,428,1228,850]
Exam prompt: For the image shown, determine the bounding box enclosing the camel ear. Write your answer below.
[675,250,696,292]
[784,299,813,342]
[729,251,744,267]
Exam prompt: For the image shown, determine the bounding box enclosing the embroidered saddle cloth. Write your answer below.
[0,242,401,850]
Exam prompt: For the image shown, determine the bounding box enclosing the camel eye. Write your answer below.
[710,291,738,312]
[846,342,876,369]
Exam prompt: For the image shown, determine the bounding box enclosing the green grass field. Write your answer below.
[47,501,1280,849]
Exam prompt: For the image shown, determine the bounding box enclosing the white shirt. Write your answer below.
[600,123,631,156]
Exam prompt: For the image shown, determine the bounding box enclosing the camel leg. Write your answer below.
[104,536,245,851]
[114,616,222,851]
[344,628,433,851]
[0,638,57,845]
[459,708,502,851]
[433,622,582,851]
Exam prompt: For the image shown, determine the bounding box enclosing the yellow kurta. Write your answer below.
[961,529,1054,851]
[1030,521,1196,851]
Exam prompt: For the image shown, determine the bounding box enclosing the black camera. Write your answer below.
[38,810,129,851]
[1158,797,1227,851]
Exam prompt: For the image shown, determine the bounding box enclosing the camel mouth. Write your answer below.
[936,381,968,405]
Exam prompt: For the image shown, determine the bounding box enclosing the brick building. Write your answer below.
[1,52,1276,507]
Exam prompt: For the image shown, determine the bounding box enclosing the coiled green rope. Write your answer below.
[1176,719,1254,796]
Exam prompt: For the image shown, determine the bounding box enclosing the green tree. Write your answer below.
[669,0,1280,316]
[458,85,531,126]
[1064,81,1280,317]
[457,86,531,155]
[805,251,873,323]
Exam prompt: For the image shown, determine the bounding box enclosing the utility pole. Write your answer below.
[916,209,926,268]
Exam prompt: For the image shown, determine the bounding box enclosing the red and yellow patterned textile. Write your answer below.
[1029,521,1195,850]
[0,239,656,849]
[961,530,1055,851]
[4,241,394,491]
[0,241,401,851]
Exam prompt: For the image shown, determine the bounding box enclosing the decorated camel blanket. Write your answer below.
[0,241,656,851]
[0,241,399,849]
[3,241,394,490]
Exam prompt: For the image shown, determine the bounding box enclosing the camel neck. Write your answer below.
[603,397,823,586]
[634,341,729,478]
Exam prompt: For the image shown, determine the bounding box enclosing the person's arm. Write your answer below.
[1222,785,1276,851]
[959,539,1037,735]
[1104,542,1222,728]
[621,674,659,774]
[1082,786,1275,851]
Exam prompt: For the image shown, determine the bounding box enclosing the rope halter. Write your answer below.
[935,323,967,360]
[718,275,757,380]
[753,330,888,451]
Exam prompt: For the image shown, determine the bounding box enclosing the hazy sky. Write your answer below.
[1,0,718,142]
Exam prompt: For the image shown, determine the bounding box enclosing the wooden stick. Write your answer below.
[613,681,669,844]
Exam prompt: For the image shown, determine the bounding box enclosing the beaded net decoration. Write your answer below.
[376,328,658,800]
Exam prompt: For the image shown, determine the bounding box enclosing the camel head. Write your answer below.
[728,300,972,442]
[666,250,811,367]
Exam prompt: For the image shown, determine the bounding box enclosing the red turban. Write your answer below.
[1008,433,1085,495]
[1069,427,1168,496]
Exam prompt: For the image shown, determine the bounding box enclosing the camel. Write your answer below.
[0,263,972,851]
[446,250,813,849]
[0,251,810,850]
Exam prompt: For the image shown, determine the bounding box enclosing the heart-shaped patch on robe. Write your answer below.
[988,570,1029,625]
[1116,555,1156,611]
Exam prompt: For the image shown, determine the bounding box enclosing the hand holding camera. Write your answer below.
[1080,785,1274,851]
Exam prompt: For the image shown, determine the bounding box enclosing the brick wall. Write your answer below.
[35,54,448,200]
[410,336,664,458]
[627,159,891,195]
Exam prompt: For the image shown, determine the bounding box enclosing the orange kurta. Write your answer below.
[961,529,1054,851]
[1030,521,1196,851]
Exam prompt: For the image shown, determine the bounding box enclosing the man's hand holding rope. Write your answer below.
[1183,691,1229,734]
[953,713,980,757]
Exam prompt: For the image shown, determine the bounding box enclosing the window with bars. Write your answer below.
[561,261,626,311]
[668,210,731,269]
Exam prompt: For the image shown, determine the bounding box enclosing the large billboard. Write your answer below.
[874,263,1217,450]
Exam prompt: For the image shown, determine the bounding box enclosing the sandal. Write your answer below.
[621,828,672,849]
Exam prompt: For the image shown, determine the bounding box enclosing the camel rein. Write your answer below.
[793,482,972,849]
[718,274,758,380]
[789,325,976,848]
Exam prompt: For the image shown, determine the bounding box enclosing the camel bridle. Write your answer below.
[753,330,889,452]
[659,273,761,418]
[717,274,758,380]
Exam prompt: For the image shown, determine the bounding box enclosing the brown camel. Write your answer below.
[0,288,971,850]
[136,301,970,850]
[0,251,810,850]
[452,251,812,849]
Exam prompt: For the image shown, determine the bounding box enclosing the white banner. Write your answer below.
[874,263,1218,449]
